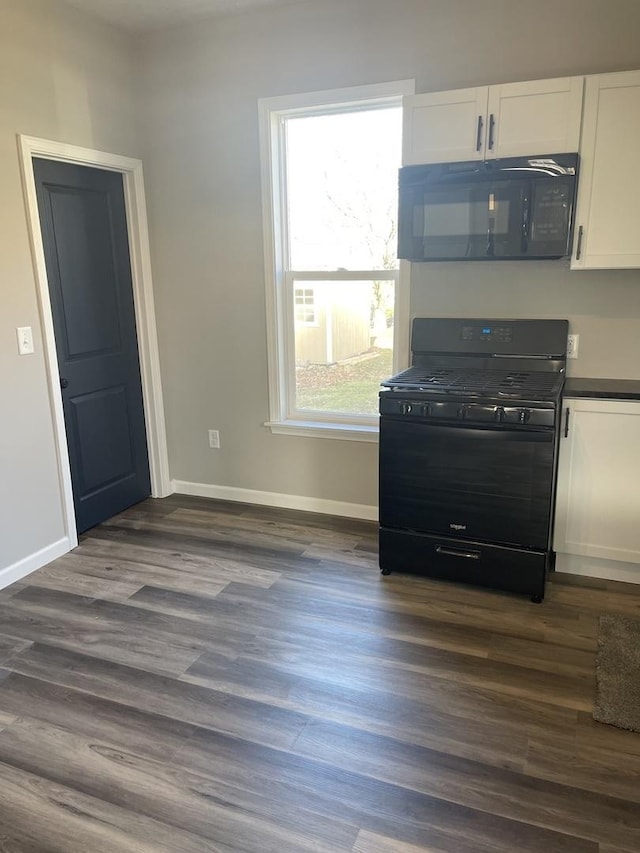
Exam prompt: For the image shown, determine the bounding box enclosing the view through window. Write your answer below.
[284,105,402,420]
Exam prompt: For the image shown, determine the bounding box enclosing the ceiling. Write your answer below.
[63,0,306,31]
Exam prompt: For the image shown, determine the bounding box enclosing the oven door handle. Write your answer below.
[436,545,481,560]
[384,423,554,442]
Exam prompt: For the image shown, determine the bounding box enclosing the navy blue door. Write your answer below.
[34,159,151,533]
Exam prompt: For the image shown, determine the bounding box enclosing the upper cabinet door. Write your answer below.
[402,77,583,166]
[402,87,489,165]
[486,76,584,158]
[571,70,640,270]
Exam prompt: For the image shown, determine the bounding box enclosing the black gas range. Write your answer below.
[378,318,568,602]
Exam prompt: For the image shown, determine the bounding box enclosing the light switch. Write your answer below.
[17,326,34,355]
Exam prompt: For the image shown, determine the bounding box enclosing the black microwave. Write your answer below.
[397,153,578,261]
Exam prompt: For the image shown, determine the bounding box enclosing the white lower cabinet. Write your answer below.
[554,398,640,582]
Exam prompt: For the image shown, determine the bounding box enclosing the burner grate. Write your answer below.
[381,366,562,395]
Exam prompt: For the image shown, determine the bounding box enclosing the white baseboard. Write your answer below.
[0,537,71,591]
[171,479,378,522]
[555,552,640,585]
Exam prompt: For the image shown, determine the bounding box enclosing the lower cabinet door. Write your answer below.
[554,398,640,563]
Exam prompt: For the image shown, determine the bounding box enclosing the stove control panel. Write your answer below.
[380,395,554,428]
[461,324,513,343]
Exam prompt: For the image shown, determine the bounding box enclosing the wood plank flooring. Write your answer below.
[0,494,639,852]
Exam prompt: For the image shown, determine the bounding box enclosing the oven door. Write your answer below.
[379,418,555,549]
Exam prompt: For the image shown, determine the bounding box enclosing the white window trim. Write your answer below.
[259,79,415,442]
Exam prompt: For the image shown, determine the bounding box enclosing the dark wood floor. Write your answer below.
[0,496,639,851]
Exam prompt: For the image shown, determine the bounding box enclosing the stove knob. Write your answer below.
[458,405,468,420]
[495,406,505,423]
[519,408,530,424]
[399,401,413,415]
[421,403,432,417]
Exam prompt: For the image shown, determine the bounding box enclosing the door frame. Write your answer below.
[18,134,171,549]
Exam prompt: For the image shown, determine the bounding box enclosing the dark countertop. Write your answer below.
[563,377,640,400]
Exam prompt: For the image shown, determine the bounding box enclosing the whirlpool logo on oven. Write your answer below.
[449,523,467,531]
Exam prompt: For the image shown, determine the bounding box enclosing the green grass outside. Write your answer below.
[295,348,393,416]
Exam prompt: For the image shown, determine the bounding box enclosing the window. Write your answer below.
[294,287,316,325]
[259,80,414,439]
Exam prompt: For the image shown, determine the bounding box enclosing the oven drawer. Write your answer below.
[379,527,548,599]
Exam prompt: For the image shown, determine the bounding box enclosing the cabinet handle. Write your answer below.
[575,225,584,260]
[564,407,570,438]
[488,113,495,150]
[476,115,484,152]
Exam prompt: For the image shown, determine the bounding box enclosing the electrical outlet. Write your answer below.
[567,334,579,359]
[208,429,220,449]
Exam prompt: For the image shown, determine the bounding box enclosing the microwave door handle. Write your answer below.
[522,190,530,253]
[486,189,495,257]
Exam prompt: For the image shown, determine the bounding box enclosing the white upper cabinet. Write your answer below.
[486,77,583,158]
[402,87,488,164]
[571,70,640,269]
[402,76,583,165]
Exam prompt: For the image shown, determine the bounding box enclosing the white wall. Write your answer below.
[138,0,640,511]
[0,0,138,576]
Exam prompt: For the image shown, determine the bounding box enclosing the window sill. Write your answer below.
[264,420,379,443]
